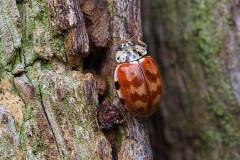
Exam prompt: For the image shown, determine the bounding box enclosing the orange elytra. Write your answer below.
[114,39,163,117]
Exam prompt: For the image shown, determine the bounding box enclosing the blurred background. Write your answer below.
[141,0,240,160]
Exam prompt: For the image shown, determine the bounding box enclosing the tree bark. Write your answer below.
[0,0,152,159]
[142,0,240,160]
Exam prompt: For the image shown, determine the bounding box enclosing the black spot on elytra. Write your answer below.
[120,98,125,105]
[115,81,120,90]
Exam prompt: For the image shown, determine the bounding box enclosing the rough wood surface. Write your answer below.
[48,0,89,56]
[81,0,110,48]
[108,0,153,159]
[0,0,152,159]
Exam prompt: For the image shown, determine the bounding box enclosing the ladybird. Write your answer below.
[114,40,163,117]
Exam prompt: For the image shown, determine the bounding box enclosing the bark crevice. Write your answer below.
[38,85,62,157]
[0,0,153,159]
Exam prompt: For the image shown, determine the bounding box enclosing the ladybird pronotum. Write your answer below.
[114,40,163,117]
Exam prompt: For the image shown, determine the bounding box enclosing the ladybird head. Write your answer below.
[116,41,147,63]
[118,41,134,50]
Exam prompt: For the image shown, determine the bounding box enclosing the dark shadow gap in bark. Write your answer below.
[98,93,106,104]
[82,47,107,74]
[149,110,169,160]
[83,47,108,103]
[84,47,119,160]
[83,48,107,100]
[102,129,118,160]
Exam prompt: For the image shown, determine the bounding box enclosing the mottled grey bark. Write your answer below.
[142,0,240,160]
[0,0,152,159]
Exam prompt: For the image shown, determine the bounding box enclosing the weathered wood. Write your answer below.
[82,0,110,48]
[0,0,152,159]
[108,0,153,159]
[0,0,21,67]
[48,0,89,56]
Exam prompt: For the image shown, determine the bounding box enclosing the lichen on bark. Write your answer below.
[1,0,153,159]
[143,0,240,159]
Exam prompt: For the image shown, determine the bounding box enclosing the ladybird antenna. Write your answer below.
[130,34,136,41]
[124,34,136,43]
[137,33,147,49]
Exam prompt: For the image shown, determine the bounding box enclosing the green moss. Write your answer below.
[154,0,240,158]
[1,0,99,158]
[32,134,46,154]
[190,0,239,143]
[189,0,240,157]
[0,38,8,69]
[115,127,122,152]
[18,0,66,67]
[107,0,114,16]
[24,104,34,121]
[51,33,66,61]
[0,0,22,70]
[18,128,26,152]
[18,2,38,66]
